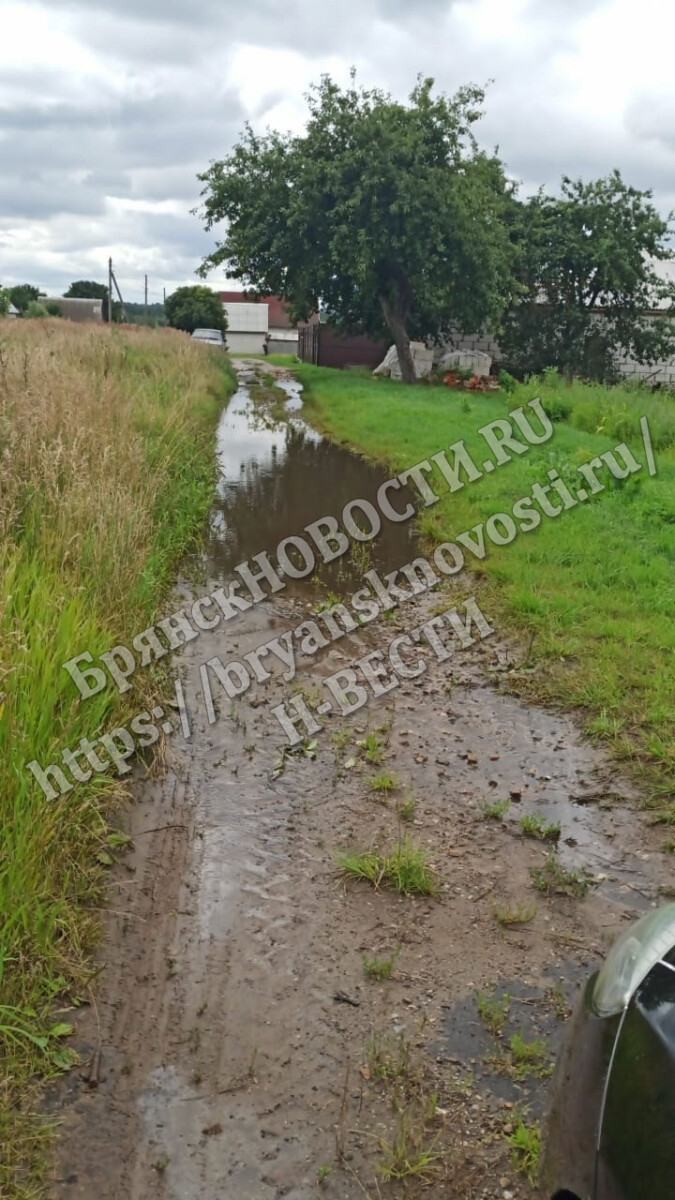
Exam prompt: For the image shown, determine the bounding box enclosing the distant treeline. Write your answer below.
[123,302,166,327]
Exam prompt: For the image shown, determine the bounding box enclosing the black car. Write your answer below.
[540,903,675,1200]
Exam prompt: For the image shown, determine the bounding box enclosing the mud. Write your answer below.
[50,361,673,1199]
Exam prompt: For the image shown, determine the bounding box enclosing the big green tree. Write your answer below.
[198,76,516,383]
[8,284,39,314]
[164,285,227,335]
[500,172,675,381]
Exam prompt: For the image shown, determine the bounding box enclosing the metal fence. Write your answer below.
[298,324,388,370]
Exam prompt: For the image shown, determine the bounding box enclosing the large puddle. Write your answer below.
[206,364,417,585]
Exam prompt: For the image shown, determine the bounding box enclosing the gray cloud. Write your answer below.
[625,91,675,155]
[0,0,672,295]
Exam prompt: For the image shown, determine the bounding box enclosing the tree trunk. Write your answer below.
[380,296,416,385]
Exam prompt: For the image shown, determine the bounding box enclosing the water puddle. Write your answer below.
[207,366,416,583]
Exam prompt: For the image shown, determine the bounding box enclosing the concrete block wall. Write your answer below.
[613,348,675,386]
[438,327,675,385]
[434,330,502,366]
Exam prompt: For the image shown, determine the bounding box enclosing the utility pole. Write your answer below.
[144,274,148,321]
[108,259,126,323]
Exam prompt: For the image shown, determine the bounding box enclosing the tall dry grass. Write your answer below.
[0,320,234,1197]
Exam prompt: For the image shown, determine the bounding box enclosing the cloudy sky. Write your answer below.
[0,0,673,304]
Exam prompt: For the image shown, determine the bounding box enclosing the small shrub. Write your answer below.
[540,394,572,422]
[24,300,50,319]
[498,368,518,393]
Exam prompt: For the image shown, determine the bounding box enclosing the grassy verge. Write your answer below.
[0,322,235,1196]
[295,363,675,791]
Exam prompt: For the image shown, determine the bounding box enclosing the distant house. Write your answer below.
[6,303,18,319]
[219,291,315,355]
[220,298,269,354]
[39,297,103,323]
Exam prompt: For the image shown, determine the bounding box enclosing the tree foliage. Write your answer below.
[198,76,515,382]
[164,285,227,335]
[9,284,39,314]
[0,290,10,318]
[500,172,675,381]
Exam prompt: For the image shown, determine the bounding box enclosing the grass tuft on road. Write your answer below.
[0,322,235,1196]
[336,838,437,895]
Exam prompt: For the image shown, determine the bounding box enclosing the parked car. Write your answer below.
[540,903,675,1199]
[190,328,225,349]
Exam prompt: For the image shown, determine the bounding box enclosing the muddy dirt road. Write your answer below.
[51,362,672,1199]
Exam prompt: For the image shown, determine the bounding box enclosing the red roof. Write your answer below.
[219,291,317,330]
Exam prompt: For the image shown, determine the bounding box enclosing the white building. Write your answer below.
[223,301,268,354]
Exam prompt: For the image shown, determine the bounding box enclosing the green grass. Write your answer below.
[520,813,561,843]
[396,797,418,822]
[336,838,437,895]
[492,1034,553,1081]
[362,946,401,980]
[295,363,675,790]
[377,1114,442,1183]
[358,731,385,764]
[508,1116,541,1185]
[476,987,510,1037]
[0,325,236,1196]
[530,854,592,898]
[494,902,537,926]
[365,1032,412,1080]
[479,797,510,820]
[368,771,398,793]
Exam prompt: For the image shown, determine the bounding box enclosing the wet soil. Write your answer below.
[50,360,673,1199]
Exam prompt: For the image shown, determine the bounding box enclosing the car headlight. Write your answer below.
[592,903,675,1017]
